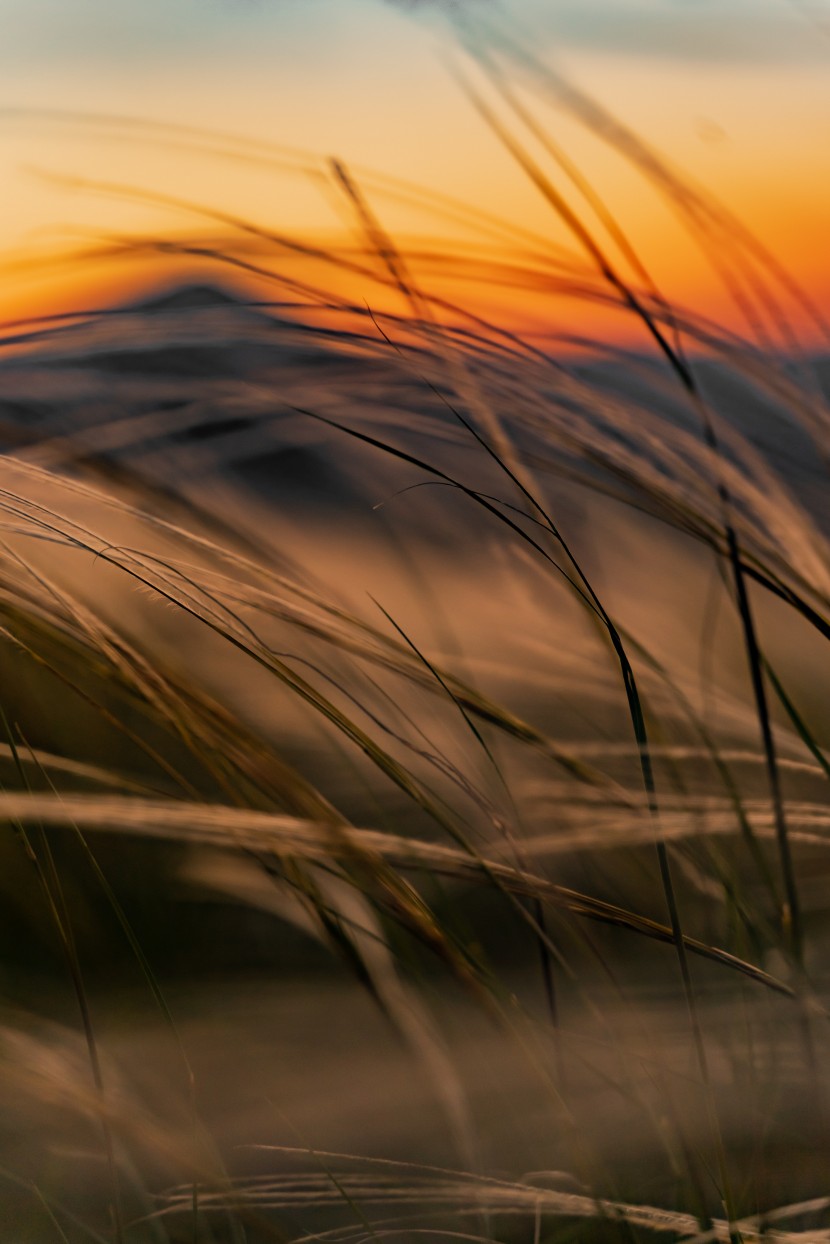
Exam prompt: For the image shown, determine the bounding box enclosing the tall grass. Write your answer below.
[1,14,830,1243]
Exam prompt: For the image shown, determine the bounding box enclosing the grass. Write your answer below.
[1,13,830,1243]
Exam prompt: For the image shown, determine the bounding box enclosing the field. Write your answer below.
[2,13,830,1243]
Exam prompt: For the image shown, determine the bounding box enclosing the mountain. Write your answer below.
[1,279,827,539]
[0,281,431,528]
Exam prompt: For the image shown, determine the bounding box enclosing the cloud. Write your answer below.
[506,0,826,64]
[385,0,828,65]
[2,0,823,78]
[0,0,299,72]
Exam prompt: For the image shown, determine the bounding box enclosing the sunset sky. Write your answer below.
[2,0,829,347]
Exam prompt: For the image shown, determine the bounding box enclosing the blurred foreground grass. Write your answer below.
[2,17,830,1242]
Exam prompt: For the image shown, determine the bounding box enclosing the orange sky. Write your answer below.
[2,4,829,354]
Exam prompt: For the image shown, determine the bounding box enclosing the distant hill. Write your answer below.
[1,279,827,537]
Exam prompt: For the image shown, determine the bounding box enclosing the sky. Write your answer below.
[2,0,829,347]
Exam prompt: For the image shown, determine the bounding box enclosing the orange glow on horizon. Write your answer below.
[4,34,829,360]
[5,34,830,359]
[4,210,828,363]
